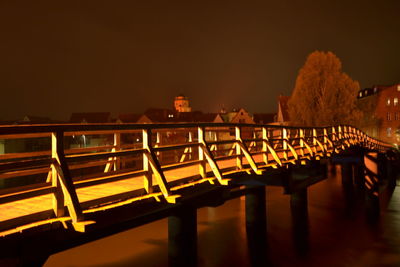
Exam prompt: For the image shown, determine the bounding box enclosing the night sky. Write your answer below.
[0,1,399,121]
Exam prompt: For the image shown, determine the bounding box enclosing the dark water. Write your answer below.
[45,169,400,267]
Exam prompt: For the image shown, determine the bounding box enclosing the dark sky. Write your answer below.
[0,1,399,120]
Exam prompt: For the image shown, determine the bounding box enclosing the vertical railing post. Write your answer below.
[262,127,268,164]
[353,127,358,144]
[282,128,288,160]
[299,129,305,157]
[104,132,121,173]
[323,128,329,151]
[356,129,362,143]
[198,127,206,178]
[348,127,352,143]
[155,131,161,158]
[312,128,317,146]
[323,128,328,144]
[142,129,153,193]
[188,131,193,160]
[51,132,64,217]
[113,133,121,171]
[299,129,304,147]
[331,126,336,142]
[349,126,352,138]
[312,128,317,153]
[235,126,243,169]
[213,129,218,154]
[344,126,349,144]
[51,131,83,223]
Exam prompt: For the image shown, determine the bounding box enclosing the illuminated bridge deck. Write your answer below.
[0,123,392,236]
[0,158,248,223]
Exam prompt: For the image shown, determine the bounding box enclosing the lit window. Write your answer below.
[359,92,362,97]
[387,98,391,106]
[168,114,174,118]
[374,87,378,93]
[387,112,391,120]
[387,127,392,137]
[395,113,399,120]
[397,85,400,91]
[395,98,399,106]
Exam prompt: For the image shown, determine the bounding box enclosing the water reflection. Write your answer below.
[45,171,400,267]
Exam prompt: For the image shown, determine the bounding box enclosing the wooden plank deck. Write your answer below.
[0,157,261,224]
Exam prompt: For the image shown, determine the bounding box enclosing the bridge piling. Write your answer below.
[387,158,398,189]
[327,160,337,174]
[340,162,356,210]
[168,207,197,267]
[245,185,268,266]
[290,188,309,254]
[245,185,267,237]
[353,163,365,190]
[341,162,353,187]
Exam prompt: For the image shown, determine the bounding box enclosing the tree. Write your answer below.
[287,51,362,127]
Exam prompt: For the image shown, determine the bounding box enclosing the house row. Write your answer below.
[0,95,283,154]
[3,95,279,125]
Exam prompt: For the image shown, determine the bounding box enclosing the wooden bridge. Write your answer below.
[0,123,397,266]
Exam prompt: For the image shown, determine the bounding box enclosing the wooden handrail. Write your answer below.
[0,123,393,230]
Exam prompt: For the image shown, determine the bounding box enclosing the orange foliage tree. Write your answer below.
[288,51,362,127]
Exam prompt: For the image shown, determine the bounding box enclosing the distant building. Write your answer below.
[218,108,254,140]
[69,112,113,148]
[0,115,55,155]
[116,113,143,124]
[358,83,400,144]
[136,114,153,124]
[253,113,277,124]
[14,115,54,125]
[70,112,112,123]
[141,108,223,124]
[220,108,255,124]
[141,108,178,123]
[174,94,192,112]
[199,113,224,123]
[277,95,290,125]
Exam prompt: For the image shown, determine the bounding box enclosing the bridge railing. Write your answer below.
[0,123,392,231]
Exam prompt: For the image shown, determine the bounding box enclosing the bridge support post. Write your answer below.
[387,157,397,189]
[353,163,365,190]
[380,153,399,190]
[341,162,353,186]
[290,188,309,254]
[245,185,267,265]
[245,185,267,236]
[328,159,336,175]
[168,207,197,267]
[341,162,356,210]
